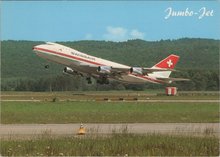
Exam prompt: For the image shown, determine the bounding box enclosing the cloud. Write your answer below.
[103,26,145,41]
[85,33,93,40]
[103,26,127,41]
[130,29,145,39]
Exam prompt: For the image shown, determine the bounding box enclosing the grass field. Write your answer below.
[1,101,219,123]
[1,91,219,156]
[1,133,218,156]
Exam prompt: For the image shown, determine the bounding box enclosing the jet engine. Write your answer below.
[63,67,78,75]
[130,67,143,75]
[97,66,111,74]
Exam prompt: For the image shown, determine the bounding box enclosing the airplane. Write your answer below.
[33,42,189,84]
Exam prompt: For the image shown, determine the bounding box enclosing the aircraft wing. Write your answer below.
[111,67,130,74]
[76,63,177,76]
[102,67,175,75]
[74,63,130,76]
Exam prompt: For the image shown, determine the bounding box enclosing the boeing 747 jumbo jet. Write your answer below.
[33,42,188,84]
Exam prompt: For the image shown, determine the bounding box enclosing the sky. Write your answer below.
[1,1,220,42]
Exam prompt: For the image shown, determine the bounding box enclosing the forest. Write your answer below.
[1,38,219,91]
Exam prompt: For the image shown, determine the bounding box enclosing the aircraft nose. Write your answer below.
[32,46,37,50]
[32,45,41,51]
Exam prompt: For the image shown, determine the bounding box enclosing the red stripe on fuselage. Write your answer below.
[34,47,165,84]
[34,47,103,66]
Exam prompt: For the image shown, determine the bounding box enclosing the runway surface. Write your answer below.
[1,99,219,102]
[1,123,219,139]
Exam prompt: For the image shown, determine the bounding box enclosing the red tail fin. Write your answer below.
[153,54,179,69]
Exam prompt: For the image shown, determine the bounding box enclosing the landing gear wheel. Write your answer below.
[44,65,49,69]
[86,77,92,84]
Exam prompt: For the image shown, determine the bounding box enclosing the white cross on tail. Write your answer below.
[167,59,173,67]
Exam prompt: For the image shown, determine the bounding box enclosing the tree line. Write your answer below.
[1,70,219,91]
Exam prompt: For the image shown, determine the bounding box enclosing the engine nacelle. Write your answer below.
[97,66,111,74]
[63,67,77,75]
[130,67,143,75]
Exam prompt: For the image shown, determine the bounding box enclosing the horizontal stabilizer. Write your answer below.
[143,68,176,74]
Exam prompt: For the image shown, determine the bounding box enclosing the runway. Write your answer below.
[1,99,219,103]
[1,123,219,139]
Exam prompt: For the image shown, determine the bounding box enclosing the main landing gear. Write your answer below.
[86,77,92,84]
[97,77,109,84]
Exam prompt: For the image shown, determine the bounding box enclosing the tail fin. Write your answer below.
[152,54,179,78]
[153,54,179,69]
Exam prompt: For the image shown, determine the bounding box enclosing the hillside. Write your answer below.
[1,39,219,80]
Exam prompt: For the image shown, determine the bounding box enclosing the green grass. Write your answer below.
[1,101,219,123]
[1,133,219,156]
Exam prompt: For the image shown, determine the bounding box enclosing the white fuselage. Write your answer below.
[33,42,164,84]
